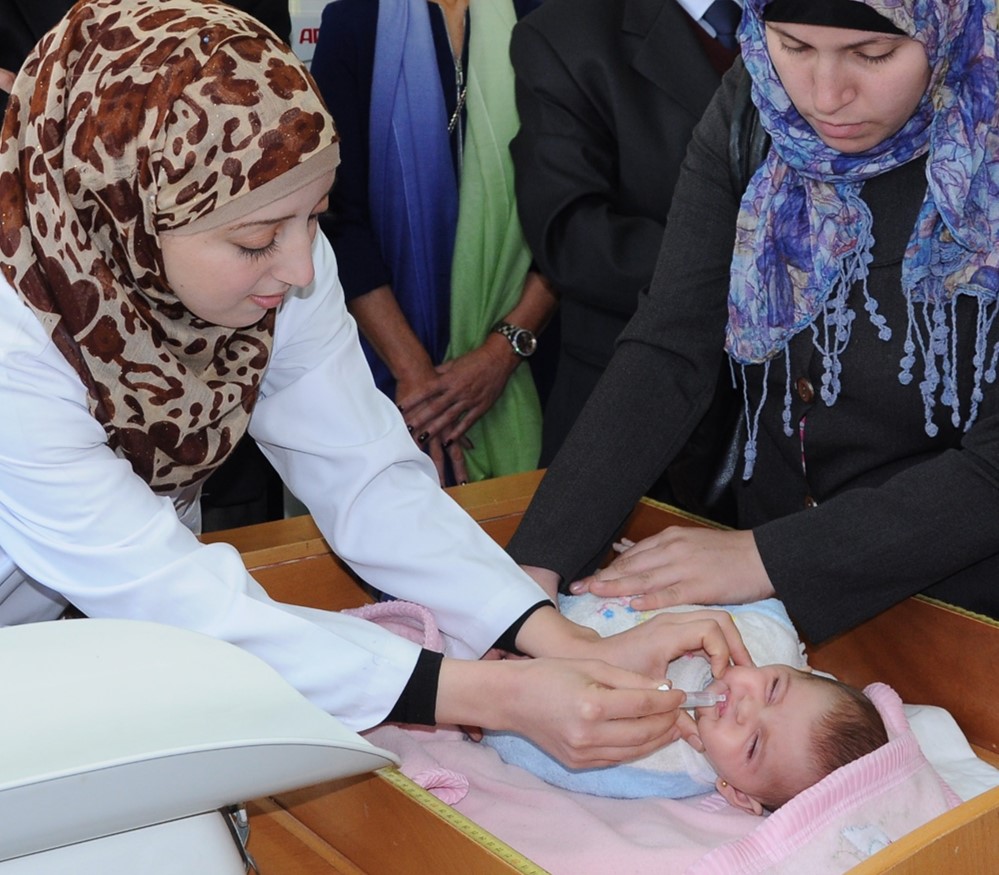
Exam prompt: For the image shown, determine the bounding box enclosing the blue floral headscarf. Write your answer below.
[728,0,999,474]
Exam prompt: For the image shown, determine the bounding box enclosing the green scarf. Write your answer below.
[446,0,541,480]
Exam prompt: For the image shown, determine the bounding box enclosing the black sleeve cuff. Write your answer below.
[491,600,554,654]
[384,649,444,726]
[385,601,554,725]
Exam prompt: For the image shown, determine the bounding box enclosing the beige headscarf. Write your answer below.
[0,0,339,492]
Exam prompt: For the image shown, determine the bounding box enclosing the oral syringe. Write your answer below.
[658,684,727,709]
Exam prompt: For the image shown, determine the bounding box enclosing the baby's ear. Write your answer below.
[715,777,764,816]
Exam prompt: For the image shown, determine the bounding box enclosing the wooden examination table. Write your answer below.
[201,470,999,875]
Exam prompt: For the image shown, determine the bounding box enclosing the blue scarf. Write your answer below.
[728,0,999,475]
[368,0,457,394]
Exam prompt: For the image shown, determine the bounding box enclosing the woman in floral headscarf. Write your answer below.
[0,0,750,767]
[509,0,999,642]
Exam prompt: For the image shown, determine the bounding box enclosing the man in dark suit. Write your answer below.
[510,0,739,466]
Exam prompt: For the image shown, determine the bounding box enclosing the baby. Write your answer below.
[484,592,887,814]
[691,661,887,813]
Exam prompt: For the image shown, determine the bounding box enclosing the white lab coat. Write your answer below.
[0,235,547,728]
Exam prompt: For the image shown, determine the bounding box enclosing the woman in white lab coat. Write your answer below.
[0,0,747,767]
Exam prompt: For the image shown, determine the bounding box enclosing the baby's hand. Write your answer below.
[675,712,704,752]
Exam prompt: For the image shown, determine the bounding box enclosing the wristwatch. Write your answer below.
[491,321,537,358]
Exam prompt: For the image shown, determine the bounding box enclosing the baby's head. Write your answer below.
[694,665,887,815]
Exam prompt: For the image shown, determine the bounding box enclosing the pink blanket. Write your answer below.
[358,602,959,874]
[365,723,759,874]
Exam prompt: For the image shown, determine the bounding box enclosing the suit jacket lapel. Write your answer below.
[623,0,722,119]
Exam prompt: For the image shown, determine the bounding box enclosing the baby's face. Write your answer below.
[694,665,832,803]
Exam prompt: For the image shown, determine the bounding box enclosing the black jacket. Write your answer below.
[507,62,999,642]
[509,0,732,459]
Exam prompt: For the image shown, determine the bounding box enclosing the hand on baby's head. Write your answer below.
[696,666,887,815]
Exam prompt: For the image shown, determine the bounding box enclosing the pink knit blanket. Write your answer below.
[358,601,960,875]
[365,722,758,874]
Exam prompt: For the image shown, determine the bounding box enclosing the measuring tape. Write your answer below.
[376,766,551,875]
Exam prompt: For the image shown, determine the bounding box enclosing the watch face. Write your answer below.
[492,322,537,357]
[513,329,537,357]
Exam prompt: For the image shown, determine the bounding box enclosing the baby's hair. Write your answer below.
[760,673,888,812]
[809,676,889,774]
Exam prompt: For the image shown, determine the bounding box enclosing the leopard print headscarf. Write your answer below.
[0,0,339,492]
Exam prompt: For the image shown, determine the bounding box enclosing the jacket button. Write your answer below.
[804,495,818,508]
[796,378,815,403]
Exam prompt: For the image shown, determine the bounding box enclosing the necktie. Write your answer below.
[702,0,742,51]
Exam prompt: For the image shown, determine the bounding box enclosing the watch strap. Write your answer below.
[491,320,537,358]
